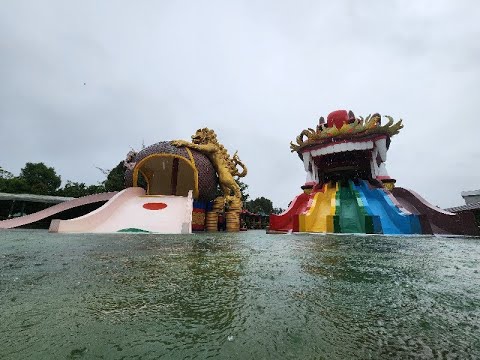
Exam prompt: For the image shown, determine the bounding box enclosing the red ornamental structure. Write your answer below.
[269,110,479,236]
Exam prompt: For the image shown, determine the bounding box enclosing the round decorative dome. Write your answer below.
[124,141,218,201]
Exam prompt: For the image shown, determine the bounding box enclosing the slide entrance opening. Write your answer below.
[133,155,198,197]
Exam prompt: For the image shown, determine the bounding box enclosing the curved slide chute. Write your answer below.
[269,192,311,232]
[0,192,117,229]
[336,181,374,233]
[49,187,193,234]
[354,181,422,234]
[391,187,480,236]
[299,182,337,233]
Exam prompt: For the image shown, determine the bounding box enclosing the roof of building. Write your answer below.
[0,192,74,204]
[445,201,480,213]
[461,189,480,197]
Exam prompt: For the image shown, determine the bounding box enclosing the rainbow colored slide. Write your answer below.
[274,109,479,236]
[270,180,426,235]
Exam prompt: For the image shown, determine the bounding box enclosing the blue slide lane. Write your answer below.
[353,180,421,234]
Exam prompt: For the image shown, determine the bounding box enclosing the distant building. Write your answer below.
[446,189,480,228]
[461,189,480,205]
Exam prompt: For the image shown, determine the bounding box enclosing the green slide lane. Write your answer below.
[337,183,364,233]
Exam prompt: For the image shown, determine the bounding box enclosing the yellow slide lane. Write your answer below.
[299,182,337,233]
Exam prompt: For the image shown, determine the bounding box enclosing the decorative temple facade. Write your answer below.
[269,110,479,236]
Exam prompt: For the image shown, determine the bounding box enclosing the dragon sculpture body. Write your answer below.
[171,128,247,203]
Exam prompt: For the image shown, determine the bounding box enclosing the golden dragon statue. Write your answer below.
[171,128,247,203]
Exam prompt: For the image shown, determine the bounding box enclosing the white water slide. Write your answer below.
[0,192,117,229]
[49,187,193,234]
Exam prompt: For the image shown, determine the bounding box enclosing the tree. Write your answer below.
[57,181,88,197]
[236,179,249,202]
[86,184,106,195]
[0,166,13,179]
[19,162,61,195]
[0,176,30,194]
[246,196,274,215]
[103,161,126,192]
[57,181,107,197]
[0,166,16,193]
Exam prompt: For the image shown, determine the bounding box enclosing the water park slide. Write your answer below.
[336,182,368,233]
[269,192,311,232]
[49,187,193,234]
[0,192,117,229]
[299,182,337,232]
[354,180,421,234]
[391,187,480,236]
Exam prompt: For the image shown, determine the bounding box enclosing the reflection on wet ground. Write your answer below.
[1,230,479,359]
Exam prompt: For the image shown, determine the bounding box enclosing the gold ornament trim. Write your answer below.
[290,114,403,152]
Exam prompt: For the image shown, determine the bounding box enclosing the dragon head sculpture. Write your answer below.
[290,110,403,185]
[191,128,218,145]
[171,128,247,203]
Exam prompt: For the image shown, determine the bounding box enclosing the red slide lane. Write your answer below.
[269,192,311,232]
[0,192,117,229]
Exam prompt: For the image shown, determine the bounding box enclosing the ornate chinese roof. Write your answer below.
[290,110,403,153]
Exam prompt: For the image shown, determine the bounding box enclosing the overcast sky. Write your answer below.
[1,0,479,208]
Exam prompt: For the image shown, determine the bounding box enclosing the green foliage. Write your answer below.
[19,162,61,195]
[86,184,107,195]
[0,165,28,193]
[246,196,273,215]
[237,179,249,202]
[0,176,30,194]
[0,163,108,197]
[0,166,13,179]
[0,163,61,195]
[0,166,11,193]
[104,161,126,192]
[57,181,87,197]
[57,181,107,197]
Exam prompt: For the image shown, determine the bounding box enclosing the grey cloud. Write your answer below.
[1,0,479,209]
